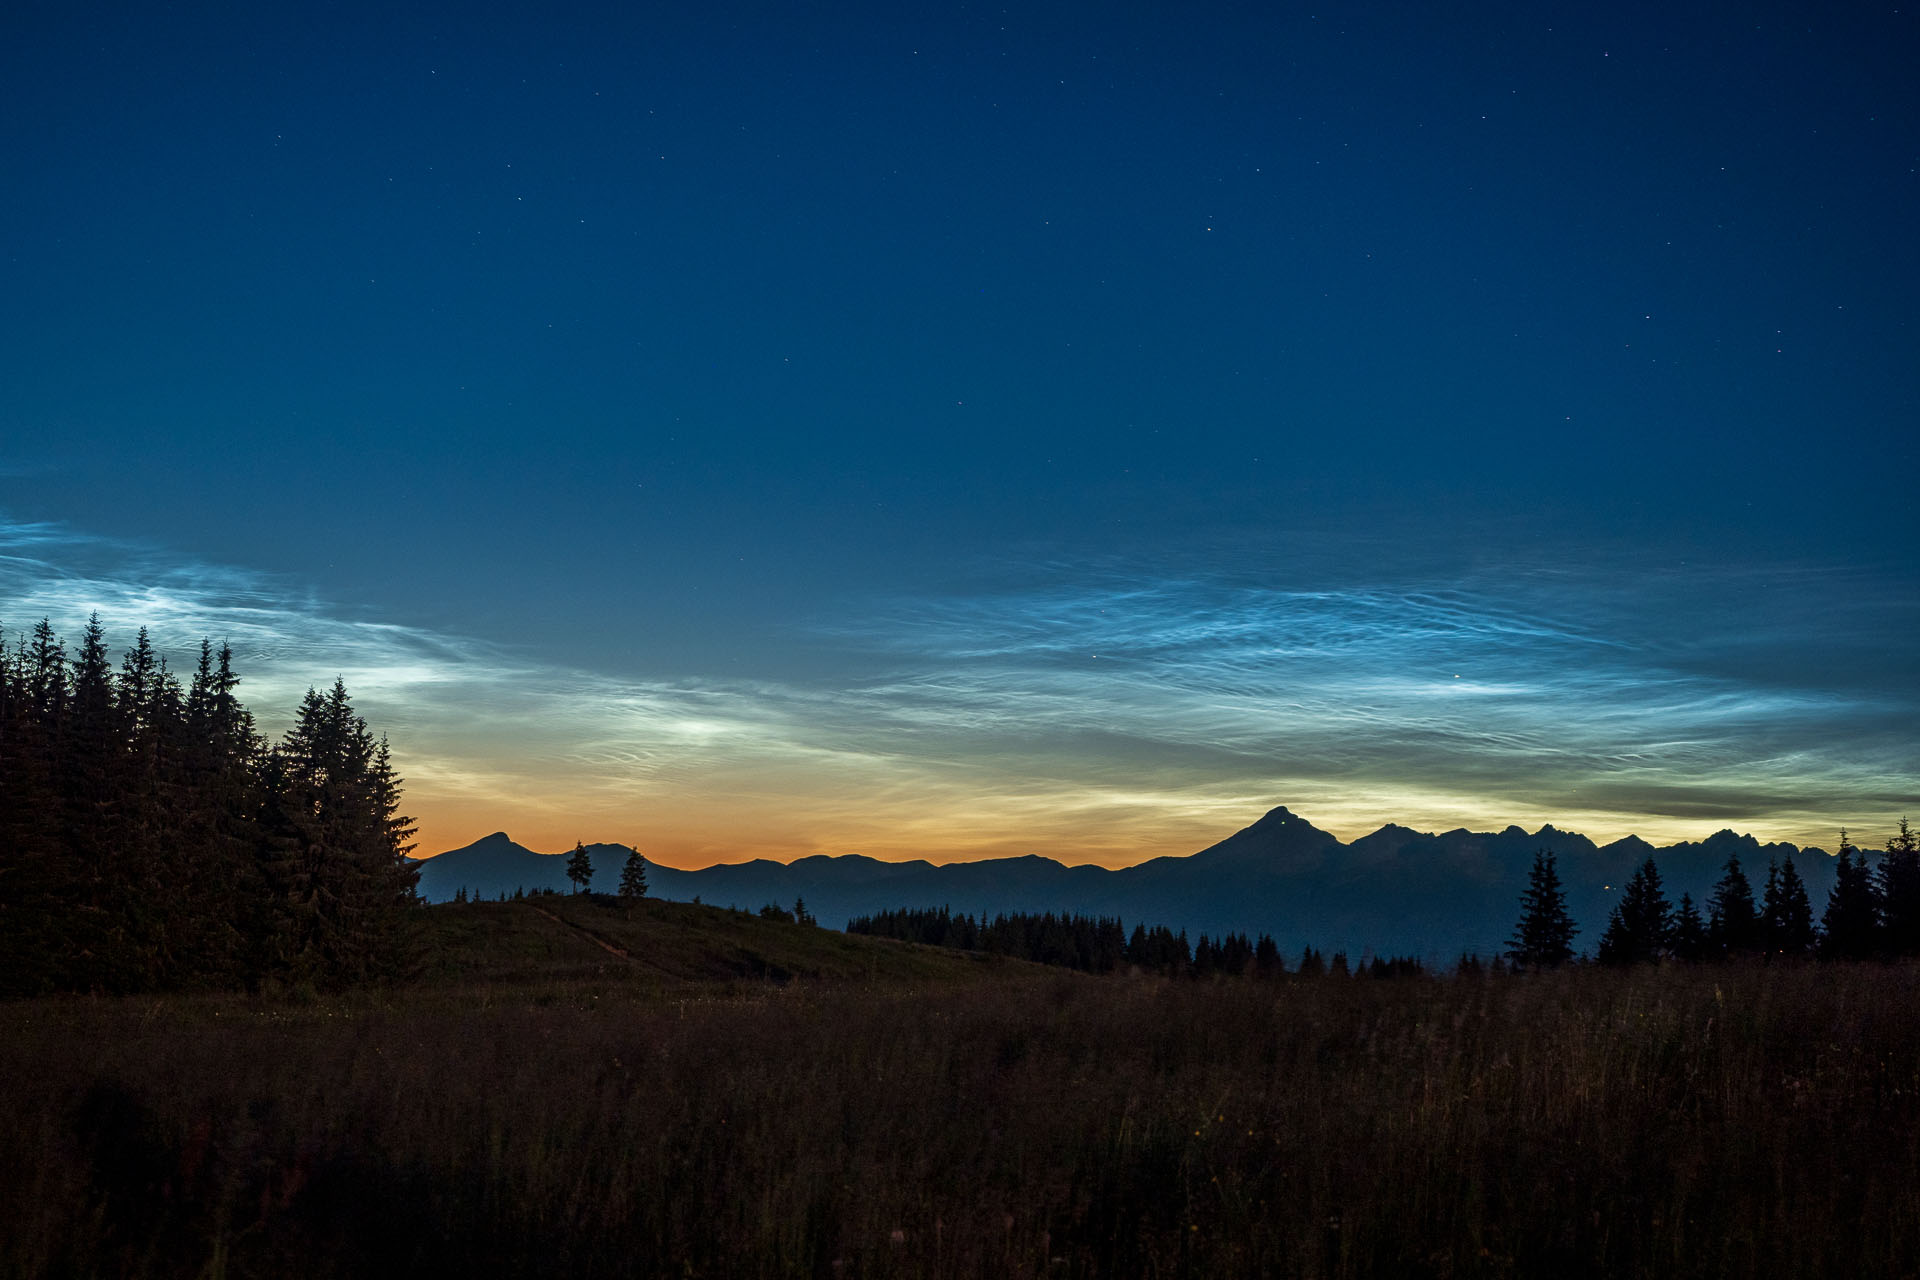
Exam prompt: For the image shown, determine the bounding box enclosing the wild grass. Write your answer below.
[3,915,1917,1278]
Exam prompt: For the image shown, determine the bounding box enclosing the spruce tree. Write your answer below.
[1769,855,1817,956]
[1707,854,1759,955]
[115,631,184,989]
[116,628,161,741]
[1507,849,1578,969]
[1759,859,1783,952]
[1670,894,1708,962]
[1879,818,1920,957]
[0,624,68,994]
[180,641,267,986]
[62,613,137,989]
[261,679,420,987]
[566,841,594,894]
[1597,858,1671,965]
[25,618,67,721]
[1820,832,1879,959]
[618,846,649,898]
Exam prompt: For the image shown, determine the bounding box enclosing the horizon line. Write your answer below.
[411,807,1851,870]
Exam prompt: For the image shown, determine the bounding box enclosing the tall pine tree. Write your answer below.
[1707,854,1759,955]
[1507,849,1578,969]
[1670,894,1708,962]
[1775,856,1817,956]
[260,679,420,987]
[1820,831,1880,960]
[0,623,69,993]
[566,841,594,894]
[1879,818,1920,957]
[1597,858,1671,965]
[619,846,649,898]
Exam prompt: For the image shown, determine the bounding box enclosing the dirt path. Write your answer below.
[528,904,634,960]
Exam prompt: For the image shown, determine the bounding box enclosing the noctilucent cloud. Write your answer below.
[4,2,1914,864]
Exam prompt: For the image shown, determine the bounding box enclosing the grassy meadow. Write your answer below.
[3,897,1918,1278]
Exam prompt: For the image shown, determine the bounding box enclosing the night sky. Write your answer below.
[4,1,1915,865]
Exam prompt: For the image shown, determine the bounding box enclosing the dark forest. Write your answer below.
[0,617,417,996]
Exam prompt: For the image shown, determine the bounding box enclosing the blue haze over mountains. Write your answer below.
[414,808,1834,960]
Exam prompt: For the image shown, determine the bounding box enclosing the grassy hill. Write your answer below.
[6,899,1920,1277]
[412,892,1017,988]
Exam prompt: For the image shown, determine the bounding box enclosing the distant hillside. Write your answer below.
[412,807,1838,962]
[414,892,1013,987]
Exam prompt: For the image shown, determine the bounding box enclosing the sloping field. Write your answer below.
[413,893,1015,988]
[6,905,1920,1278]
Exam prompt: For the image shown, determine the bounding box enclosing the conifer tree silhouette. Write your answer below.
[1820,831,1879,959]
[1764,856,1817,956]
[619,846,649,899]
[1708,854,1759,955]
[566,841,594,894]
[1507,849,1578,969]
[1879,818,1920,956]
[1671,894,1708,961]
[1598,858,1671,965]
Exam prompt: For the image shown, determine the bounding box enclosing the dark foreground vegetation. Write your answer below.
[5,896,1920,1279]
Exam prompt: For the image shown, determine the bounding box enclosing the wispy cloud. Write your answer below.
[3,515,1912,863]
[824,545,1918,846]
[0,517,1196,862]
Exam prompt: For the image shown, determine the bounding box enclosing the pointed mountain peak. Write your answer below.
[1186,806,1339,870]
[441,830,536,856]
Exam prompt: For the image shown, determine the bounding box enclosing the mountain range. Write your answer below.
[409,807,1837,961]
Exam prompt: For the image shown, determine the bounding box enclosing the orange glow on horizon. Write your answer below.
[403,785,1855,872]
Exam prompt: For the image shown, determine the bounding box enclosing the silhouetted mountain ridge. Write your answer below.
[412,807,1839,961]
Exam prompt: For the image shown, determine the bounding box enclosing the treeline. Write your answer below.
[1511,828,1920,968]
[844,906,1426,978]
[0,616,418,996]
[854,826,1920,982]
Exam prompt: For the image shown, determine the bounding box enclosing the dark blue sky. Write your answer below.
[4,1,1915,862]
